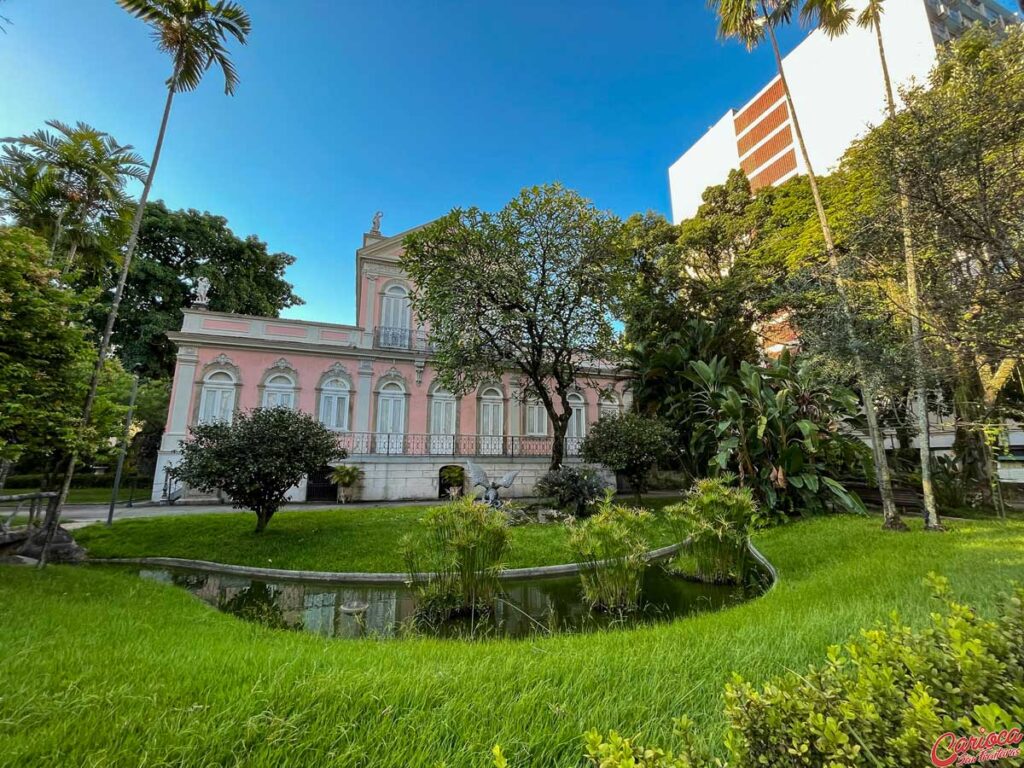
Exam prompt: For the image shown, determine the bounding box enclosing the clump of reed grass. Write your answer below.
[667,475,755,585]
[568,492,651,612]
[402,494,511,620]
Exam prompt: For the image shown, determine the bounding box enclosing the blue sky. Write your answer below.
[4,1,832,324]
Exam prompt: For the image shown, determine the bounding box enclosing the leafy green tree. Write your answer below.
[170,407,343,532]
[688,352,867,523]
[618,174,759,360]
[0,228,129,485]
[709,0,900,529]
[580,413,675,502]
[803,0,939,528]
[49,0,251,529]
[402,184,628,469]
[0,228,91,473]
[111,201,301,378]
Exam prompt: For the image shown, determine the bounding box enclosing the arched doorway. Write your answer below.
[438,465,465,499]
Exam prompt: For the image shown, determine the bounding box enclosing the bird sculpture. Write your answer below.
[466,461,519,507]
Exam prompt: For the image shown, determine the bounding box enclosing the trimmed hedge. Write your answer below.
[3,473,153,490]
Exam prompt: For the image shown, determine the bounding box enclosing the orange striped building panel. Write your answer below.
[750,149,797,190]
[737,102,789,155]
[734,79,784,134]
[740,126,794,175]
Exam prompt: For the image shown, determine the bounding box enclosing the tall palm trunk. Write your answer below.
[61,240,79,277]
[764,21,902,528]
[38,86,176,566]
[872,18,941,530]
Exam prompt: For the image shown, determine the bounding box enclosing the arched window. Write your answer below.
[379,284,411,348]
[375,381,406,454]
[566,392,587,455]
[319,378,350,430]
[525,397,548,436]
[262,373,296,409]
[198,371,236,425]
[479,386,504,455]
[599,392,621,420]
[429,387,457,454]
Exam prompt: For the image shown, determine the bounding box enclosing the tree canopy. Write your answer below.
[401,184,628,468]
[110,201,302,378]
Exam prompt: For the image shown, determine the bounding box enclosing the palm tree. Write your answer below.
[802,0,941,530]
[2,121,148,271]
[708,0,902,529]
[40,0,251,561]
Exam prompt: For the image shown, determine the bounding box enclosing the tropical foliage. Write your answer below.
[402,495,511,618]
[534,465,608,517]
[688,352,867,523]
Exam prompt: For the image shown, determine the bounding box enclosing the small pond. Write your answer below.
[138,562,768,640]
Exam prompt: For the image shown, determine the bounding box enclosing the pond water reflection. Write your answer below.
[139,563,766,640]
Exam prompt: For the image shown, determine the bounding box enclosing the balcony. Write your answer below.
[373,326,432,352]
[336,432,584,458]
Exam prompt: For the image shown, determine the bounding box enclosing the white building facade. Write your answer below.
[668,0,1020,223]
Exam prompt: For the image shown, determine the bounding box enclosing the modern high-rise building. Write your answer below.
[667,0,1020,223]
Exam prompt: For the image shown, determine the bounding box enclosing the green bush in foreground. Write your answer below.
[667,476,756,584]
[552,574,1024,768]
[568,493,651,611]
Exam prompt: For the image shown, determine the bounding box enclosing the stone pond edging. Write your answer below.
[90,539,778,589]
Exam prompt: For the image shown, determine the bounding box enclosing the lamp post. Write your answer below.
[107,374,140,526]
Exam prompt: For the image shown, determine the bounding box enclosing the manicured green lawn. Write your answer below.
[2,515,1022,767]
[74,500,679,572]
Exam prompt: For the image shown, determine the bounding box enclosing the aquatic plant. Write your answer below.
[667,476,755,585]
[568,493,651,611]
[402,495,511,619]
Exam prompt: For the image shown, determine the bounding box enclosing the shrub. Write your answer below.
[169,407,343,532]
[535,465,607,517]
[402,495,511,618]
[667,476,756,584]
[581,413,676,501]
[580,575,1024,768]
[568,493,651,611]
[330,464,363,503]
[688,352,867,524]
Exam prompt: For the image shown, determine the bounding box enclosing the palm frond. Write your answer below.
[801,0,855,39]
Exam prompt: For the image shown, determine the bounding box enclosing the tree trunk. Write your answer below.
[873,18,940,531]
[0,458,10,492]
[255,508,274,533]
[61,240,80,277]
[765,21,902,530]
[39,86,176,567]
[549,413,568,471]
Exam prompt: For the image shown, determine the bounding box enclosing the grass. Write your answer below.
[1,515,1022,767]
[74,500,679,572]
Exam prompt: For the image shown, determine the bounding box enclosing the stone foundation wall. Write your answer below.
[152,451,612,504]
[351,456,612,502]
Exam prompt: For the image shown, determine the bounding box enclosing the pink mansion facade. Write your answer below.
[152,225,631,503]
